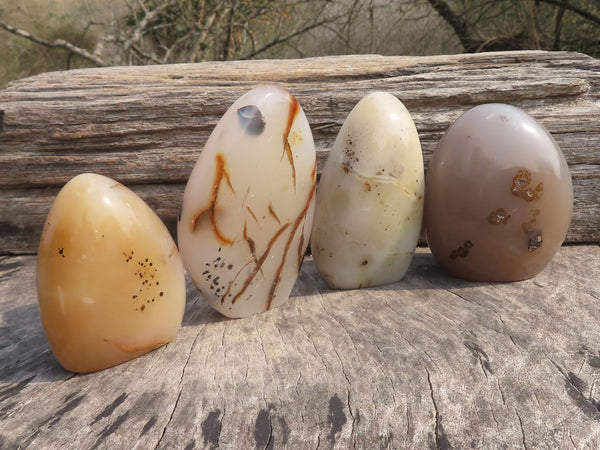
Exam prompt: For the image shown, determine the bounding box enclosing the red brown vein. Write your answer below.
[191,153,235,246]
[265,181,316,310]
[243,221,259,264]
[225,180,316,307]
[229,221,293,305]
[283,94,300,191]
[268,201,281,225]
[246,206,259,224]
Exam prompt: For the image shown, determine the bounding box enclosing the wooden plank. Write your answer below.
[1,245,599,448]
[1,51,599,253]
[1,161,597,255]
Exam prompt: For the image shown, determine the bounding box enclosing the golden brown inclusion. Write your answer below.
[511,169,543,202]
[268,201,282,225]
[488,208,511,225]
[449,240,473,259]
[283,95,300,191]
[521,209,543,252]
[190,153,235,246]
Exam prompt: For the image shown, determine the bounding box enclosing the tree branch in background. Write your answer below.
[121,0,176,53]
[0,21,107,67]
[426,0,479,52]
[426,0,600,54]
[539,0,600,26]
[238,14,346,60]
[553,0,568,50]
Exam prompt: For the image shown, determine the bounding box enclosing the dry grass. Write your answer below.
[0,0,126,88]
[0,0,458,89]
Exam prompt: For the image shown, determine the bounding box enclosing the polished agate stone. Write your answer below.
[311,92,424,289]
[178,85,316,318]
[37,173,186,373]
[425,103,573,281]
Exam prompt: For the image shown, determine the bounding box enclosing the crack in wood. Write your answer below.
[155,386,183,449]
[463,340,493,378]
[154,333,199,449]
[507,334,523,355]
[424,366,452,450]
[424,366,441,449]
[490,408,500,431]
[346,390,356,444]
[515,409,528,450]
[568,432,577,448]
[371,342,400,413]
[405,404,412,444]
[496,379,507,407]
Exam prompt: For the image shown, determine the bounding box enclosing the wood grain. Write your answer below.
[1,245,599,448]
[0,51,599,253]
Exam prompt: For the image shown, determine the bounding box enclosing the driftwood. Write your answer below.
[1,51,599,254]
[1,246,600,448]
[1,51,600,448]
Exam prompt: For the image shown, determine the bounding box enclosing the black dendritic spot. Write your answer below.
[203,255,234,303]
[237,105,265,135]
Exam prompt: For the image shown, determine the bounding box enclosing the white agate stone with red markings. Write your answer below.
[311,92,424,289]
[37,173,186,373]
[178,85,316,318]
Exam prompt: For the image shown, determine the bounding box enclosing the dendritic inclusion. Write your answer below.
[178,85,316,318]
[311,92,424,289]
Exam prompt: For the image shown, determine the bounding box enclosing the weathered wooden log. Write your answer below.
[1,51,599,253]
[1,245,599,448]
